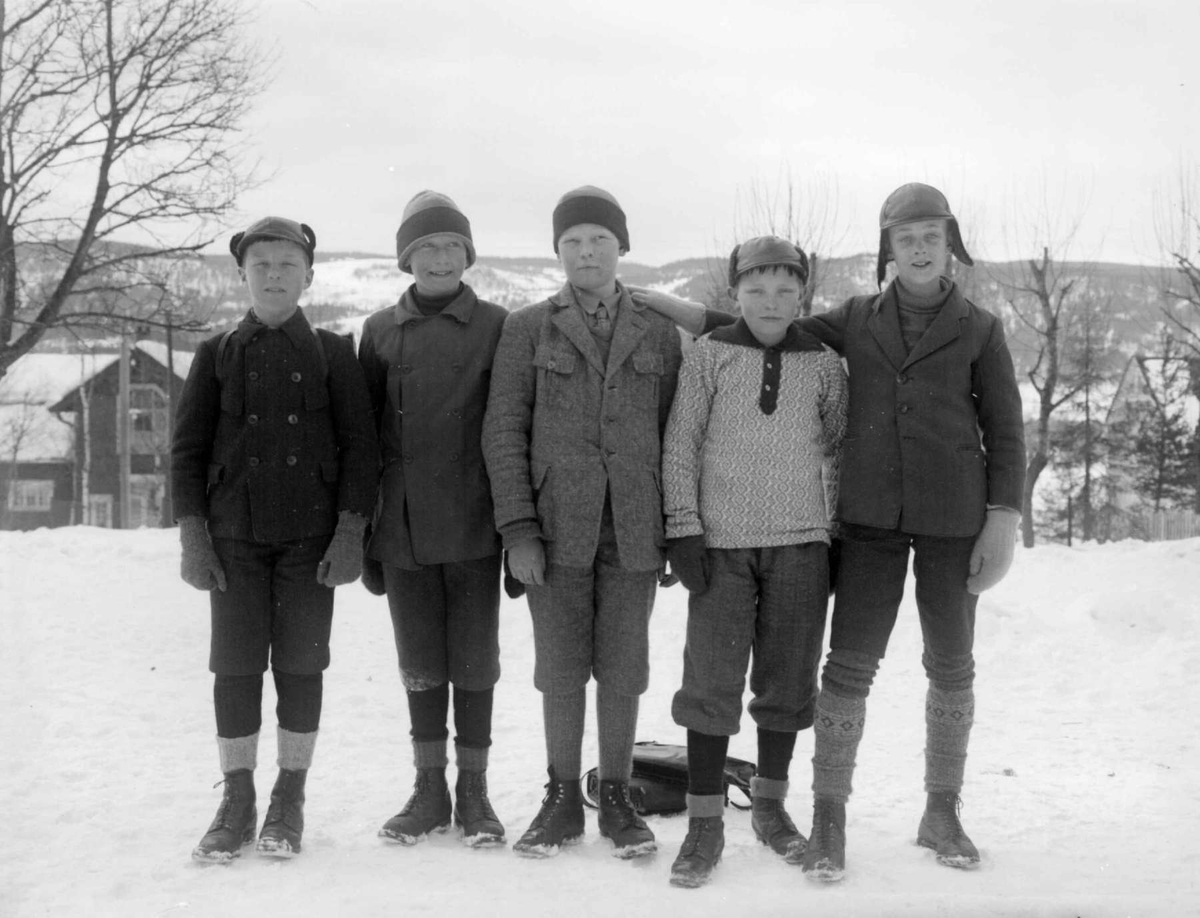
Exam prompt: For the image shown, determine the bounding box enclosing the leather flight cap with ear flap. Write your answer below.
[876,182,973,288]
[727,236,810,288]
[552,185,630,254]
[230,216,317,267]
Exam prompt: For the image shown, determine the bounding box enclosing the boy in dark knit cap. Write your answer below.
[482,186,682,859]
[173,216,379,862]
[636,183,1025,881]
[358,190,510,848]
[662,237,847,888]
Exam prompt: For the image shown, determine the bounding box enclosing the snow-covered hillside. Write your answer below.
[1,529,1197,917]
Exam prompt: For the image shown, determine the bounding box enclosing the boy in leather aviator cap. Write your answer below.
[636,183,1025,881]
[172,216,378,862]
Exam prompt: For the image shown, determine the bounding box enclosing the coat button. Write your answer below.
[449,452,459,461]
[248,371,259,381]
[898,404,909,414]
[249,457,260,467]
[402,365,412,374]
[286,455,297,466]
[897,373,908,384]
[404,454,413,463]
[248,414,259,425]
[288,414,299,425]
[547,360,556,370]
[291,371,302,382]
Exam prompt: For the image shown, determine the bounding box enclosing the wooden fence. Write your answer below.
[1140,509,1200,541]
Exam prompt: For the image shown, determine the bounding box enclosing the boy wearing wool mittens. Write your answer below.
[358,192,510,849]
[661,238,846,888]
[172,216,378,863]
[636,183,1025,882]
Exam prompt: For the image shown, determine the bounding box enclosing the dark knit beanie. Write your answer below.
[395,190,476,273]
[728,236,809,288]
[876,183,973,289]
[230,216,316,267]
[552,185,629,254]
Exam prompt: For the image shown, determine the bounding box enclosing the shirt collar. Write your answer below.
[708,316,825,352]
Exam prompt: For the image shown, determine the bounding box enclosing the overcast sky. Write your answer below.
[225,0,1199,266]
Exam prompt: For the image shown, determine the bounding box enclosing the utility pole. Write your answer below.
[117,332,132,529]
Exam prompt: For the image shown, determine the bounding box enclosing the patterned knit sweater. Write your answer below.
[663,319,847,548]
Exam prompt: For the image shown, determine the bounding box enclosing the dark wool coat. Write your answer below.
[172,308,379,542]
[483,282,682,571]
[801,280,1025,537]
[358,285,507,569]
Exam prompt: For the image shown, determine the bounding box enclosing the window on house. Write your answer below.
[128,384,169,455]
[6,478,54,511]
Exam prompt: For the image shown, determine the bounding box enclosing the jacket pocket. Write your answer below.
[533,347,576,409]
[628,351,664,412]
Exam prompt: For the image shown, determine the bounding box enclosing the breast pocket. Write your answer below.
[626,351,664,413]
[532,347,577,410]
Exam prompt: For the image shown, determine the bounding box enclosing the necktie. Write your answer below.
[593,304,611,334]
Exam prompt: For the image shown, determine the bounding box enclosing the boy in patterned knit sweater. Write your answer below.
[662,237,847,888]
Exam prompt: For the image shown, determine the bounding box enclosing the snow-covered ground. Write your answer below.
[1,529,1197,917]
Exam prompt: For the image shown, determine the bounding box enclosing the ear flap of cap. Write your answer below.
[726,244,742,289]
[949,219,973,267]
[794,244,811,286]
[300,223,317,255]
[229,231,246,263]
[876,231,889,290]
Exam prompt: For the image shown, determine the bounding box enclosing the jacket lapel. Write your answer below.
[902,285,969,369]
[605,285,650,379]
[549,285,606,375]
[867,286,908,372]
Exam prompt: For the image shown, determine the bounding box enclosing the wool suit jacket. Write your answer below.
[800,280,1026,538]
[358,285,507,569]
[482,282,682,571]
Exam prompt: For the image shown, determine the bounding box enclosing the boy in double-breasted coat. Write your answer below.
[173,216,378,862]
[482,186,681,859]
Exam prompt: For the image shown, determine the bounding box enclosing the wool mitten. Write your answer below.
[666,535,709,594]
[317,511,368,587]
[965,508,1020,594]
[179,515,227,592]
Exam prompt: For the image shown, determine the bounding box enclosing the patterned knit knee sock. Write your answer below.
[924,686,974,794]
[542,689,586,781]
[811,689,866,803]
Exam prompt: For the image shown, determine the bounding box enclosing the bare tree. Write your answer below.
[702,170,850,315]
[0,0,268,380]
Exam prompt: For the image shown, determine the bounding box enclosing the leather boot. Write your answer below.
[669,816,725,888]
[917,792,980,868]
[379,767,452,844]
[257,768,307,857]
[512,767,585,858]
[192,769,257,863]
[751,794,807,863]
[801,796,847,882]
[597,779,656,858]
[454,770,506,848]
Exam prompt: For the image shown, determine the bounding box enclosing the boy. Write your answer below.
[662,237,846,888]
[358,191,509,847]
[636,184,1025,881]
[173,216,379,862]
[482,186,682,859]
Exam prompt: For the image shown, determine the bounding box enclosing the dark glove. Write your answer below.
[179,516,226,592]
[317,511,368,587]
[665,535,709,594]
[360,522,386,596]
